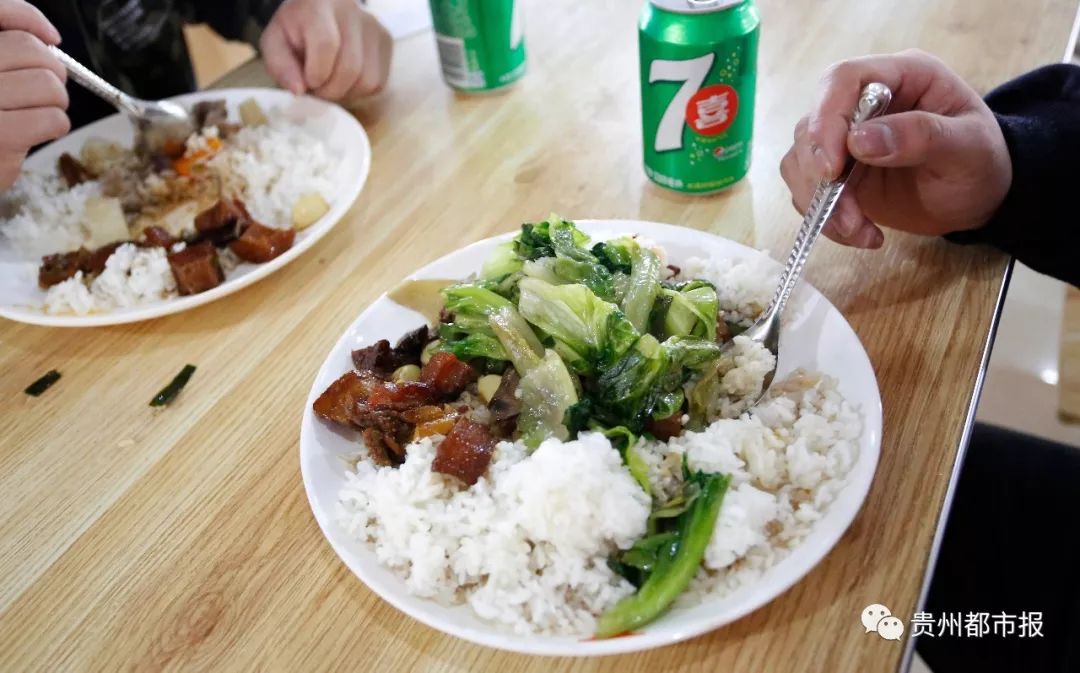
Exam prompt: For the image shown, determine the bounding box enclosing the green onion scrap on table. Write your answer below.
[150,365,197,407]
[24,370,62,397]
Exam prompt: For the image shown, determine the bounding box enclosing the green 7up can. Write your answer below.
[429,0,526,92]
[639,0,760,193]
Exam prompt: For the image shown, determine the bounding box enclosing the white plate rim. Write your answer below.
[299,219,883,656]
[0,88,371,328]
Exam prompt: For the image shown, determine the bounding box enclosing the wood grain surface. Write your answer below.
[2,1,1076,671]
[1062,287,1080,422]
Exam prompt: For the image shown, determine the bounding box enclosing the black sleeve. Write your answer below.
[946,64,1080,287]
[185,0,284,44]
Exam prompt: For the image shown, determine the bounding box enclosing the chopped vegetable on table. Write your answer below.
[149,365,197,407]
[24,370,62,397]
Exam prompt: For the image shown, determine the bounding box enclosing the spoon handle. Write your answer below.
[767,82,893,318]
[48,45,140,117]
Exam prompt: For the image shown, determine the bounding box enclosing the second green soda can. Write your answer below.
[428,0,526,92]
[639,0,760,194]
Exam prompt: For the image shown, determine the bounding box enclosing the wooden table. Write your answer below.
[2,1,1076,671]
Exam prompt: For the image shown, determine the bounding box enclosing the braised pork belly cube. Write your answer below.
[82,242,124,276]
[420,352,478,399]
[312,370,381,426]
[140,226,176,248]
[229,222,295,263]
[366,380,437,410]
[194,199,249,246]
[167,241,224,295]
[431,419,496,486]
[38,249,86,288]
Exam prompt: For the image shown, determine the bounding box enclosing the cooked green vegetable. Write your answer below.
[665,336,723,370]
[513,222,554,260]
[517,278,638,374]
[480,241,524,281]
[488,306,544,373]
[514,215,590,261]
[487,217,734,454]
[150,364,197,407]
[548,218,617,300]
[621,244,662,332]
[438,332,507,361]
[518,349,579,449]
[683,348,730,430]
[592,239,634,275]
[521,257,563,285]
[589,334,669,430]
[583,335,718,432]
[552,257,616,301]
[597,425,651,495]
[24,370,61,397]
[607,532,678,588]
[563,398,594,435]
[658,280,719,341]
[596,469,731,637]
[440,283,543,367]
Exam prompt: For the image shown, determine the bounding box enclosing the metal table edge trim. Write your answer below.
[897,258,1014,673]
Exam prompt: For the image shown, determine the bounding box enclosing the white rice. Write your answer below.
[338,433,650,636]
[0,107,337,315]
[679,255,778,325]
[335,256,862,636]
[0,173,103,257]
[209,120,336,227]
[637,370,862,606]
[43,243,176,315]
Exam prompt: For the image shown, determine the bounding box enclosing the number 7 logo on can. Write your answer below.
[648,53,714,152]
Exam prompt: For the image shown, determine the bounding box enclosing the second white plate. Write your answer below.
[0,88,370,327]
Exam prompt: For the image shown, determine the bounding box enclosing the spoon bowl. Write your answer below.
[48,46,196,153]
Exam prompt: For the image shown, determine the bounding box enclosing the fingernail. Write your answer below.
[850,122,895,159]
[834,210,859,238]
[810,144,832,179]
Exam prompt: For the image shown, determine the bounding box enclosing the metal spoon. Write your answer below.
[733,82,893,405]
[47,45,195,153]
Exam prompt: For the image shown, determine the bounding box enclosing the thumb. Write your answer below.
[260,23,306,95]
[846,111,978,169]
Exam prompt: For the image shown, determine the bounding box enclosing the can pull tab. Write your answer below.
[686,0,745,9]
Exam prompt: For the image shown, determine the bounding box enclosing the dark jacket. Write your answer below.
[951,64,1080,286]
[33,0,283,129]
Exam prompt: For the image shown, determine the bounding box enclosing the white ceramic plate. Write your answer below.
[299,220,883,656]
[0,88,370,327]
